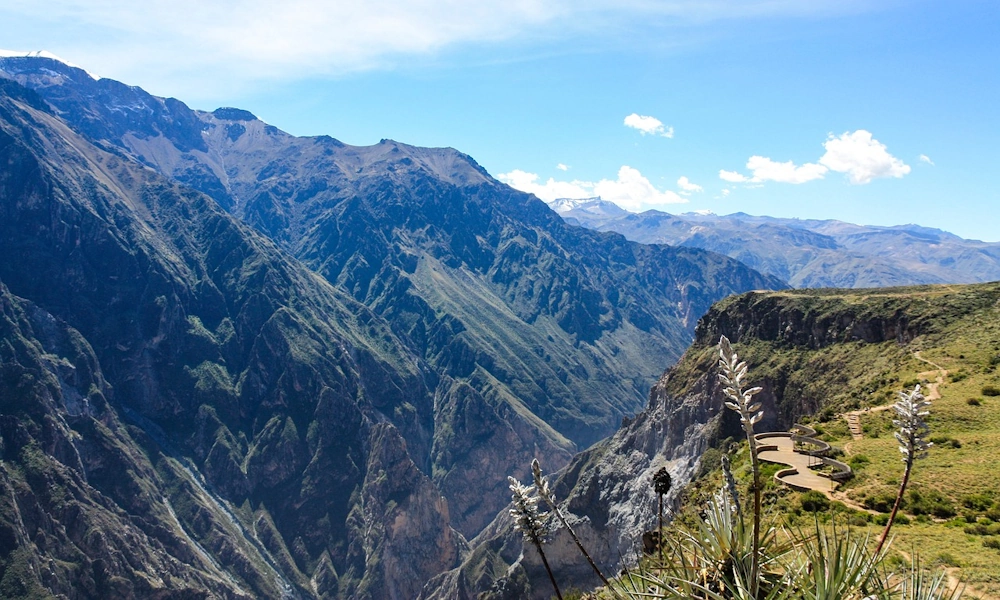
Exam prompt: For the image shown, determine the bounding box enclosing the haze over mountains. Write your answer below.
[551,197,1000,289]
[0,54,781,598]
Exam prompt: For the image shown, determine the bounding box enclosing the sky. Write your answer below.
[1,0,997,241]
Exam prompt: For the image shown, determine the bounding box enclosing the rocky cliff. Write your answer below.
[0,81,466,598]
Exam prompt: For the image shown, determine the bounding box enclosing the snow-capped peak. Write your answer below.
[0,50,101,80]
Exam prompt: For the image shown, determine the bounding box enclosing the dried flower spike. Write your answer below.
[893,384,932,462]
[718,335,764,433]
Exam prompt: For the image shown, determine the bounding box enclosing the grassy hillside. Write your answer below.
[674,282,1000,596]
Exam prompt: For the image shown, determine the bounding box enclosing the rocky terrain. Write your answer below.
[551,198,1000,288]
[0,56,781,598]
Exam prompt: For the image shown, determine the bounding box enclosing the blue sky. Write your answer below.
[2,0,997,240]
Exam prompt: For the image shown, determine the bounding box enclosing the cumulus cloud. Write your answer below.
[624,113,674,138]
[720,188,731,197]
[556,163,569,171]
[498,165,687,211]
[746,156,827,184]
[677,176,703,193]
[918,154,934,166]
[818,130,910,184]
[496,169,592,201]
[719,130,909,187]
[719,169,748,183]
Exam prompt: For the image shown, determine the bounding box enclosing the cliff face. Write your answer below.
[0,85,467,598]
[427,282,1000,599]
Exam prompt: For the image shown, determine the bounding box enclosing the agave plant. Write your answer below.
[897,555,963,600]
[783,521,890,600]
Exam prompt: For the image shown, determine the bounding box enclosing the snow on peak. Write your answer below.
[0,50,101,80]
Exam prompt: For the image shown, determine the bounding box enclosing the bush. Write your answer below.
[983,385,1000,397]
[928,435,961,449]
[967,397,982,406]
[950,370,968,383]
[798,490,830,513]
[864,492,898,513]
[983,537,1000,550]
[963,493,994,512]
[907,489,956,518]
[848,454,870,469]
[987,503,1000,521]
[935,552,960,567]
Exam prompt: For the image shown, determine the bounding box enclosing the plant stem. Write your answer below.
[658,492,664,564]
[531,532,563,600]
[874,453,913,557]
[746,430,761,598]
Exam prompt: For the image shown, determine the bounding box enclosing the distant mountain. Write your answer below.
[0,55,783,598]
[550,198,1000,288]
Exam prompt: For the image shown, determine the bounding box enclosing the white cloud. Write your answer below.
[818,130,910,184]
[718,130,909,187]
[556,163,569,171]
[918,154,934,166]
[594,166,686,210]
[498,165,687,211]
[677,176,703,193]
[746,155,827,184]
[720,188,731,197]
[0,1,880,99]
[719,169,748,183]
[624,113,674,138]
[496,169,592,201]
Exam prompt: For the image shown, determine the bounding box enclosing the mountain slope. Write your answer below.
[0,80,465,599]
[551,199,1000,288]
[1,55,785,537]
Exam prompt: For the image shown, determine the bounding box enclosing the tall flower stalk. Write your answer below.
[509,475,563,600]
[653,467,673,563]
[531,459,611,589]
[874,384,933,557]
[718,334,764,596]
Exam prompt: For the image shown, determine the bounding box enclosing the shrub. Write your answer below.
[983,385,1000,397]
[799,490,830,513]
[907,489,956,518]
[935,552,960,567]
[987,503,1000,521]
[848,454,870,469]
[950,370,968,383]
[963,493,994,512]
[929,435,961,449]
[967,397,982,406]
[864,492,898,513]
[983,537,1000,550]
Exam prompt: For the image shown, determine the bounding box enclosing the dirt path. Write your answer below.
[842,352,948,450]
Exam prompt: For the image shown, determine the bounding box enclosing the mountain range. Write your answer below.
[550,197,1000,288]
[0,54,781,599]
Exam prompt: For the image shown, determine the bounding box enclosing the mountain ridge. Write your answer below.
[549,198,1000,288]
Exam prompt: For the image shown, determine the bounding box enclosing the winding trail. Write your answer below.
[842,352,948,452]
